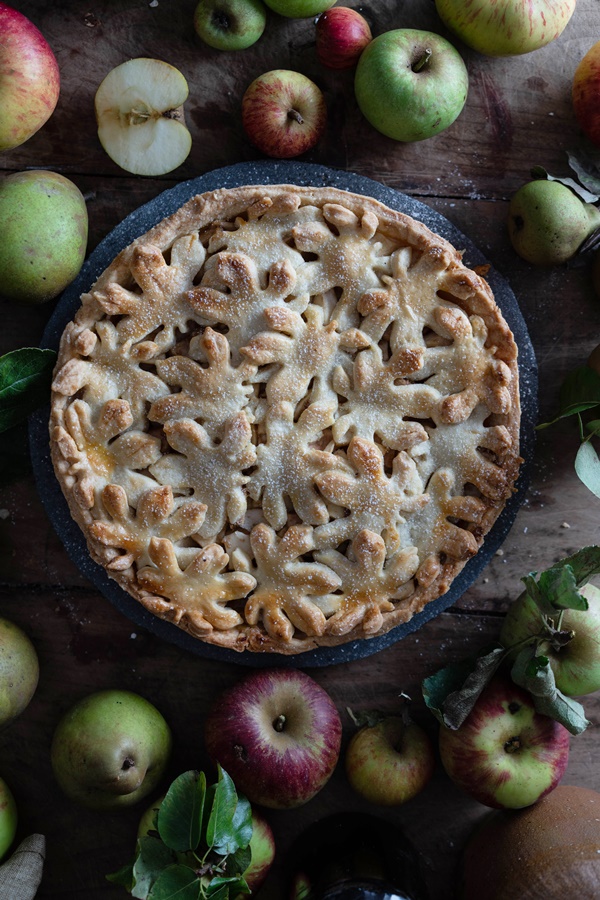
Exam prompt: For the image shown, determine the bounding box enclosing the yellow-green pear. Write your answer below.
[508,179,600,266]
[0,618,39,727]
[0,170,88,304]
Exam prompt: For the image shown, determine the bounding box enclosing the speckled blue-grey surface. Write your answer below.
[30,161,538,668]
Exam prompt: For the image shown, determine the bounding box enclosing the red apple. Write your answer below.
[573,40,600,149]
[315,8,372,70]
[0,2,60,151]
[204,668,342,809]
[345,715,435,806]
[242,69,327,158]
[438,675,570,809]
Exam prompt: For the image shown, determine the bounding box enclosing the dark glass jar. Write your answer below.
[287,812,429,900]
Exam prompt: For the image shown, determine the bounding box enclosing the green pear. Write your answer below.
[0,170,88,304]
[51,690,172,810]
[508,179,600,266]
[0,778,17,862]
[0,618,39,728]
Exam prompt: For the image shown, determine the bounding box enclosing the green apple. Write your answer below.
[500,583,600,697]
[194,0,266,50]
[508,180,600,266]
[345,716,435,806]
[435,0,576,57]
[0,170,88,305]
[263,0,335,17]
[0,618,39,728]
[51,690,172,810]
[0,777,17,861]
[354,29,468,142]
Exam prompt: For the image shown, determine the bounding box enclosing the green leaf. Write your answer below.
[554,545,600,586]
[207,876,250,897]
[106,860,136,890]
[148,865,201,900]
[510,648,590,735]
[567,146,600,196]
[536,366,600,429]
[575,440,600,499]
[132,836,177,900]
[585,419,600,439]
[422,646,506,730]
[205,887,229,900]
[538,565,589,612]
[229,793,253,853]
[225,845,252,879]
[531,163,600,203]
[207,767,240,855]
[0,348,56,433]
[158,770,206,853]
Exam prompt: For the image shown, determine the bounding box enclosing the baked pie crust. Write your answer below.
[50,185,521,654]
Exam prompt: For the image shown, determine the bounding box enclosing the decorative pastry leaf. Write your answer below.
[316,530,419,636]
[244,524,341,642]
[0,347,56,433]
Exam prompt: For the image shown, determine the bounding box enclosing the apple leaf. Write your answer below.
[554,545,600,586]
[131,837,177,900]
[205,887,230,900]
[510,647,590,735]
[422,646,506,730]
[206,875,250,896]
[0,347,56,433]
[538,565,589,612]
[530,164,600,204]
[158,770,206,853]
[537,366,600,430]
[567,145,600,196]
[224,845,252,879]
[148,864,201,900]
[207,767,244,856]
[575,440,600,500]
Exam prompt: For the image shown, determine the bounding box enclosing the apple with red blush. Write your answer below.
[345,712,435,806]
[573,40,600,149]
[438,675,570,809]
[204,668,342,809]
[242,69,327,158]
[316,8,372,70]
[0,2,60,150]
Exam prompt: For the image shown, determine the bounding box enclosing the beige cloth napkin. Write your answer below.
[0,835,45,899]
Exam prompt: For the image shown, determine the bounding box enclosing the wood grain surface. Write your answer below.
[1,1,600,898]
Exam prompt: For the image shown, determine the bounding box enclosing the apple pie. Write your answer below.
[50,185,521,654]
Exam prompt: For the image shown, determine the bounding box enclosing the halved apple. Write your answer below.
[94,58,192,177]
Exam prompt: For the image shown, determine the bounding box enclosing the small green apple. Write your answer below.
[500,583,600,697]
[508,180,600,266]
[354,29,468,142]
[435,0,576,57]
[0,618,39,728]
[51,690,172,810]
[0,170,88,305]
[0,777,17,861]
[263,0,335,18]
[194,0,266,50]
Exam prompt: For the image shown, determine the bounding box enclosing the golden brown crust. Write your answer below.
[50,184,521,654]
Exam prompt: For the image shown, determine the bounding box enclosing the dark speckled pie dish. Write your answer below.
[30,162,537,667]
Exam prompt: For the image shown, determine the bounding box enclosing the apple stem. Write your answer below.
[504,736,522,754]
[273,714,287,732]
[412,48,432,73]
[287,109,305,125]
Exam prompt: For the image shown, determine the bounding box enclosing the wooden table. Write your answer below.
[1,1,599,897]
